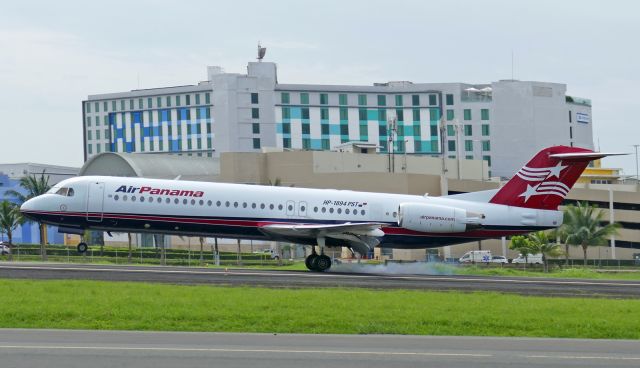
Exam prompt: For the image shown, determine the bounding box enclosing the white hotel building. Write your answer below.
[82,60,593,178]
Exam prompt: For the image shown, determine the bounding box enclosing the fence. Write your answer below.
[1,244,291,267]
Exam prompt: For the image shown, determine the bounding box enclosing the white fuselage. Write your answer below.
[21,176,562,249]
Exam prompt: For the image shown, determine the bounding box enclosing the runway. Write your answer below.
[1,262,639,298]
[0,329,639,368]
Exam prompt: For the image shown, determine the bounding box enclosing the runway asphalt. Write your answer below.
[0,329,639,368]
[1,262,639,298]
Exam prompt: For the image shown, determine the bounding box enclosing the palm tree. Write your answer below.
[509,235,533,270]
[549,225,571,266]
[526,231,564,273]
[563,202,619,266]
[0,201,23,261]
[6,171,51,261]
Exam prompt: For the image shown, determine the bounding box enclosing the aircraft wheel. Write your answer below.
[77,242,88,254]
[313,254,332,272]
[305,254,318,271]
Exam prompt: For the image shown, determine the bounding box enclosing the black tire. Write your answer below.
[77,242,88,254]
[305,254,318,271]
[313,254,332,272]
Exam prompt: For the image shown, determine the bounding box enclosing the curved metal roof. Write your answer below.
[79,152,220,181]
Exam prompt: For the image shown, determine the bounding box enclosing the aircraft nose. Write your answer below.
[20,197,39,220]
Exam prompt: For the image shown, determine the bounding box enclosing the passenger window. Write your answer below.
[243,202,247,208]
[123,195,128,201]
[199,200,204,206]
[191,199,196,205]
[183,199,188,205]
[140,197,145,203]
[313,207,318,212]
[67,188,75,197]
[361,210,366,216]
[301,205,306,212]
[216,201,221,207]
[278,204,283,210]
[321,207,326,213]
[234,202,238,208]
[252,203,256,209]
[288,204,293,211]
[337,208,342,214]
[345,209,350,214]
[207,200,212,206]
[131,196,136,202]
[165,198,170,204]
[114,195,119,201]
[260,203,265,209]
[226,201,230,207]
[329,208,334,214]
[393,211,397,218]
[269,204,274,210]
[149,197,153,203]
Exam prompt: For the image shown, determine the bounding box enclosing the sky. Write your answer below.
[0,0,639,175]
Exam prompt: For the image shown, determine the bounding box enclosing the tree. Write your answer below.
[199,237,205,265]
[6,171,51,261]
[549,225,570,265]
[563,202,619,266]
[127,233,133,263]
[509,235,533,270]
[0,201,23,261]
[525,231,564,273]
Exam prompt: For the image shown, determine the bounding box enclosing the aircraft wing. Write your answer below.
[260,222,386,255]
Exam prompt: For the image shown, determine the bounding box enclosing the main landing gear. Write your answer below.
[305,237,332,272]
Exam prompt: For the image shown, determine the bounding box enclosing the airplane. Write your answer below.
[20,145,617,272]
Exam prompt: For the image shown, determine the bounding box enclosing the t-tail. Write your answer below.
[489,146,615,210]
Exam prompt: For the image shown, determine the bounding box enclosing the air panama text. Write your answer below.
[115,185,204,197]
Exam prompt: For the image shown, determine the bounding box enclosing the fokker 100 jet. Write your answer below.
[21,146,616,271]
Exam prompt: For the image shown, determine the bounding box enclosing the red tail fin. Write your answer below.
[489,146,595,210]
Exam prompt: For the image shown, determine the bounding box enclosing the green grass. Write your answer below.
[1,279,640,339]
[456,265,640,280]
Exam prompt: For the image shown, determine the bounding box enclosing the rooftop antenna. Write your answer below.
[511,50,514,80]
[257,42,267,62]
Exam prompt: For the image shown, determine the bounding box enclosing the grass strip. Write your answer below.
[1,279,639,339]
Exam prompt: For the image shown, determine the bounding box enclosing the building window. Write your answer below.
[147,98,153,108]
[186,95,191,106]
[359,124,368,138]
[252,123,260,134]
[412,94,420,106]
[300,93,309,105]
[379,109,387,121]
[104,101,108,112]
[446,109,454,120]
[320,108,329,120]
[395,95,403,107]
[302,138,311,149]
[465,155,473,160]
[448,140,456,151]
[412,109,420,122]
[86,102,91,113]
[166,96,172,107]
[253,138,261,149]
[320,93,328,105]
[195,94,200,105]
[339,94,348,105]
[396,109,404,121]
[205,92,211,104]
[482,140,491,151]
[86,116,92,126]
[464,109,472,120]
[301,107,310,120]
[483,155,491,166]
[283,122,291,134]
[282,107,291,120]
[120,100,124,111]
[138,98,142,109]
[430,109,439,121]
[96,130,101,140]
[302,123,310,134]
[465,140,473,151]
[413,124,421,137]
[358,94,367,106]
[88,130,92,140]
[252,108,260,119]
[93,102,98,112]
[379,124,387,137]
[283,138,291,148]
[251,93,259,104]
[321,123,329,135]
[281,92,290,104]
[481,109,490,120]
[428,94,437,106]
[340,124,349,135]
[339,108,348,121]
[446,94,454,105]
[447,125,455,136]
[95,116,100,126]
[359,108,367,121]
[88,144,92,154]
[430,125,438,137]
[464,125,472,136]
[321,139,330,150]
[377,95,386,106]
[482,124,490,136]
[176,95,181,106]
[157,97,162,108]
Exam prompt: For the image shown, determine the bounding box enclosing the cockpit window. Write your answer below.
[54,187,75,197]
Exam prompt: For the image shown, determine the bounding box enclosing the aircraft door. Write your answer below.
[298,201,308,217]
[286,200,295,217]
[86,181,105,222]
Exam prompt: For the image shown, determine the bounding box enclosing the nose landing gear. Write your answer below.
[77,242,88,253]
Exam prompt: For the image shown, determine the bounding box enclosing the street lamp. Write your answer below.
[633,144,639,181]
[387,117,397,173]
[473,139,484,181]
